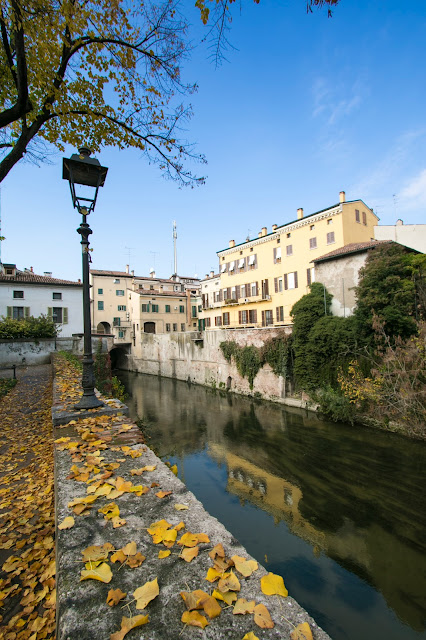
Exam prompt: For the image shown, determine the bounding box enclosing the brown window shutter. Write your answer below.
[238,310,242,324]
[253,309,257,323]
[294,271,298,288]
[276,307,279,320]
[255,281,259,296]
[261,310,265,327]
[284,274,288,290]
[219,290,222,302]
[307,268,311,286]
[236,285,240,299]
[265,279,269,295]
[274,277,278,293]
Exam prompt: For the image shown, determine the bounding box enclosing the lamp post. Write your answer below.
[63,147,108,410]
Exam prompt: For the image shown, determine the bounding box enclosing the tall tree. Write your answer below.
[0,0,340,184]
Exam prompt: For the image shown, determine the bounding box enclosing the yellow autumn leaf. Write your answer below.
[127,553,145,568]
[174,521,185,532]
[174,503,188,511]
[80,562,112,583]
[170,464,178,475]
[98,502,120,520]
[218,571,241,593]
[180,546,199,562]
[112,516,127,528]
[178,532,199,547]
[253,603,274,629]
[158,549,171,559]
[133,578,159,610]
[290,622,313,640]
[242,633,260,640]
[231,555,258,577]
[209,543,225,560]
[195,533,210,544]
[82,544,111,562]
[260,572,288,597]
[201,594,222,619]
[107,588,127,606]
[111,550,127,564]
[181,610,209,629]
[212,589,237,605]
[110,614,149,640]
[147,519,170,535]
[58,516,75,530]
[233,598,256,615]
[155,490,172,499]
[162,529,177,544]
[206,567,227,583]
[116,477,133,492]
[121,541,137,556]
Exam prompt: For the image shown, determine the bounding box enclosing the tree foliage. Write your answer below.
[0,0,206,184]
[290,282,332,389]
[0,0,341,183]
[353,244,419,343]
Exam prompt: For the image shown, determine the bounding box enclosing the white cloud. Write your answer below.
[400,169,426,207]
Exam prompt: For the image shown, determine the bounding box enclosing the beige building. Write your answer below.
[211,191,378,328]
[199,271,222,329]
[90,268,201,345]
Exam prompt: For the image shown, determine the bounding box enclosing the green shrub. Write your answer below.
[260,334,293,378]
[112,376,127,403]
[0,378,17,398]
[313,385,356,424]
[0,315,57,339]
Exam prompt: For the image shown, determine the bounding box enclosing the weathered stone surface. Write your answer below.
[55,436,332,640]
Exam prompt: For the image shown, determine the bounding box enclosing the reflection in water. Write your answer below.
[117,371,426,640]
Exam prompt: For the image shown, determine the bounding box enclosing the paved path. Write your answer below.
[0,364,56,639]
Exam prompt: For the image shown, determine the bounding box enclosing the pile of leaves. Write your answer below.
[0,369,56,639]
[0,378,17,399]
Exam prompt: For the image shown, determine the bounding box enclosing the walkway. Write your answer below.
[0,365,55,639]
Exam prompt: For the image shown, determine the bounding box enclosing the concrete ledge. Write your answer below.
[55,434,332,640]
[52,398,129,427]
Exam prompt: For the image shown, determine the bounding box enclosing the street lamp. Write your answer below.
[63,147,108,410]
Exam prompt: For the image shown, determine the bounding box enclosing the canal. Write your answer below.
[117,370,426,640]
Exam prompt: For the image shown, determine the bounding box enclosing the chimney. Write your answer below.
[44,271,52,277]
[150,269,155,278]
[78,278,81,283]
[31,267,33,272]
[229,240,235,248]
[261,226,267,237]
[131,270,134,276]
[272,224,277,232]
[210,270,214,278]
[297,208,304,219]
[339,191,346,203]
[126,264,129,274]
[258,232,262,238]
[396,218,403,226]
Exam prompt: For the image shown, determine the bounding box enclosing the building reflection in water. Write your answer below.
[119,371,426,640]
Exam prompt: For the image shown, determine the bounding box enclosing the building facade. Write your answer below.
[374,219,426,253]
[0,264,83,336]
[209,191,378,328]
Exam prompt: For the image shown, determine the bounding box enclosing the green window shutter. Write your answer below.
[48,307,53,319]
[63,308,68,324]
[7,306,12,318]
[24,307,30,318]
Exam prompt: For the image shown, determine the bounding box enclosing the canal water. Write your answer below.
[116,370,426,640]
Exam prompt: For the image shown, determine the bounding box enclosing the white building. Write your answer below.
[0,264,83,337]
[374,219,426,253]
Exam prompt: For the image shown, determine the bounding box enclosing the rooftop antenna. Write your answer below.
[124,246,135,266]
[246,228,251,242]
[393,194,399,219]
[149,251,159,271]
[173,220,177,276]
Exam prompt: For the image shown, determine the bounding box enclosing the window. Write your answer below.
[118,305,126,311]
[179,305,185,313]
[327,219,333,225]
[13,290,24,299]
[276,306,284,322]
[238,258,245,271]
[274,277,283,293]
[284,272,298,290]
[229,261,235,272]
[141,303,149,312]
[181,323,186,331]
[198,304,202,312]
[98,301,104,310]
[239,310,248,324]
[307,267,316,286]
[215,316,222,327]
[166,323,171,332]
[150,285,154,290]
[273,247,281,263]
[192,305,197,318]
[221,264,227,273]
[113,317,121,326]
[116,290,125,296]
[251,282,257,296]
[263,310,273,326]
[52,307,63,323]
[152,304,159,312]
[52,292,62,300]
[277,237,280,243]
[248,309,257,323]
[205,318,211,327]
[165,305,170,313]
[362,211,367,225]
[310,224,315,231]
[286,245,293,256]
[222,289,227,300]
[240,284,246,298]
[173,323,178,331]
[327,231,335,244]
[118,330,124,338]
[248,254,256,269]
[309,237,317,250]
[222,312,230,326]
[98,288,103,294]
[12,306,24,319]
[355,209,360,223]
[286,232,291,238]
[113,279,120,284]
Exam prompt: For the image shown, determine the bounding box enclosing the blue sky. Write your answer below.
[1,0,426,281]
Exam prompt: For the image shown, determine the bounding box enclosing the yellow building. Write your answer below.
[213,191,378,327]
